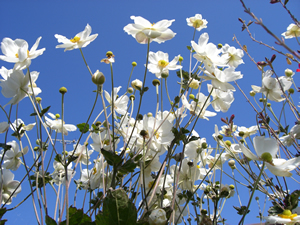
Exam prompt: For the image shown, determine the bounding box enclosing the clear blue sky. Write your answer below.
[0,1,299,224]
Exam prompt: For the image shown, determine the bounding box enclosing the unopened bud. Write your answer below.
[250,91,256,97]
[201,142,208,149]
[92,70,105,85]
[152,79,160,86]
[132,61,137,67]
[140,130,149,139]
[55,114,60,119]
[106,51,113,58]
[128,87,134,94]
[189,78,199,89]
[229,184,235,190]
[288,88,294,94]
[147,112,153,117]
[285,68,294,77]
[189,94,195,100]
[218,135,223,140]
[225,140,231,147]
[174,153,183,162]
[36,97,42,103]
[201,209,207,215]
[131,79,143,90]
[228,160,235,168]
[217,43,223,49]
[238,131,245,137]
[187,161,194,167]
[261,152,273,163]
[137,114,143,121]
[59,87,67,94]
[179,56,183,62]
[161,72,169,78]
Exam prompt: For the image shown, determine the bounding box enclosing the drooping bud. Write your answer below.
[92,70,105,85]
[174,153,183,162]
[131,79,143,90]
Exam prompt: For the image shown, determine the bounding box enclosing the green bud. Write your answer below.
[228,159,235,168]
[140,130,149,139]
[147,112,153,117]
[161,73,169,78]
[36,97,42,103]
[288,88,294,94]
[152,79,160,86]
[106,51,113,57]
[55,114,60,119]
[127,87,134,94]
[201,209,207,215]
[249,91,256,97]
[201,142,208,149]
[217,43,223,49]
[229,184,234,190]
[34,146,39,151]
[59,87,67,94]
[225,140,231,147]
[132,61,137,67]
[238,131,245,137]
[179,56,183,62]
[92,70,105,85]
[137,114,143,121]
[217,134,223,140]
[285,68,294,77]
[189,94,195,100]
[261,152,273,163]
[267,103,271,107]
[95,121,101,127]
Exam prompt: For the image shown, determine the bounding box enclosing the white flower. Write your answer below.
[149,208,167,225]
[10,118,36,133]
[90,130,120,151]
[265,157,300,177]
[124,16,176,44]
[186,14,208,31]
[75,168,91,190]
[282,23,300,39]
[68,144,93,165]
[55,24,98,51]
[0,69,41,106]
[221,44,244,68]
[0,122,9,133]
[52,161,75,185]
[208,84,234,112]
[191,33,225,67]
[90,158,108,190]
[235,125,258,138]
[45,113,77,135]
[181,93,216,120]
[131,79,143,90]
[0,140,28,171]
[0,37,45,70]
[0,169,21,205]
[147,51,182,78]
[263,209,300,224]
[201,65,243,92]
[239,136,278,161]
[251,70,292,102]
[104,86,129,116]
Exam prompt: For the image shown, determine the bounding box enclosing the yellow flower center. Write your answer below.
[158,60,169,68]
[15,50,30,58]
[70,36,80,43]
[278,210,297,220]
[192,19,204,28]
[92,167,97,175]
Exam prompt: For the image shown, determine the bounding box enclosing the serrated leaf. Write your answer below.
[60,207,92,225]
[101,149,122,166]
[118,159,137,174]
[77,123,89,134]
[96,189,137,225]
[233,205,250,215]
[45,215,57,225]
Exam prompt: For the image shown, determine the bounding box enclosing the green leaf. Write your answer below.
[54,154,63,163]
[30,106,51,117]
[60,207,92,225]
[0,209,6,220]
[284,0,289,5]
[188,136,200,143]
[95,189,137,225]
[77,123,89,133]
[101,149,122,166]
[284,190,300,210]
[233,206,250,215]
[45,215,57,225]
[118,159,137,174]
[0,144,11,151]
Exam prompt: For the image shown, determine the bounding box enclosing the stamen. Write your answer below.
[70,36,80,43]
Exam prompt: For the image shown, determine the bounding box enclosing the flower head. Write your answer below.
[147,51,182,78]
[0,169,21,205]
[186,14,208,31]
[282,23,300,39]
[55,24,98,51]
[45,113,77,135]
[124,16,176,44]
[0,37,45,70]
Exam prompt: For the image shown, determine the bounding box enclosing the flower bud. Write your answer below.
[189,94,195,100]
[257,61,267,67]
[147,112,153,117]
[189,78,199,89]
[36,97,42,103]
[59,87,67,94]
[127,87,134,94]
[106,51,113,58]
[174,153,183,162]
[225,140,231,147]
[229,184,235,190]
[34,146,39,151]
[288,88,294,94]
[140,130,149,139]
[55,114,60,119]
[152,79,160,86]
[228,160,235,169]
[130,95,135,100]
[161,72,169,78]
[285,68,294,77]
[179,56,183,62]
[217,135,223,140]
[95,121,101,127]
[201,209,207,215]
[217,43,223,49]
[261,152,273,163]
[137,114,143,121]
[238,131,245,137]
[131,79,143,90]
[92,70,105,85]
[132,61,137,67]
[286,57,292,65]
[201,142,208,149]
[149,208,167,225]
[249,91,256,97]
[187,161,194,167]
[267,103,271,107]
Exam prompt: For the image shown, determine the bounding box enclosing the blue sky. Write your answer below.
[1,0,300,224]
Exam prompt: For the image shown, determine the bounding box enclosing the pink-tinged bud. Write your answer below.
[229,114,235,123]
[270,54,276,63]
[221,118,227,124]
[257,61,267,66]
